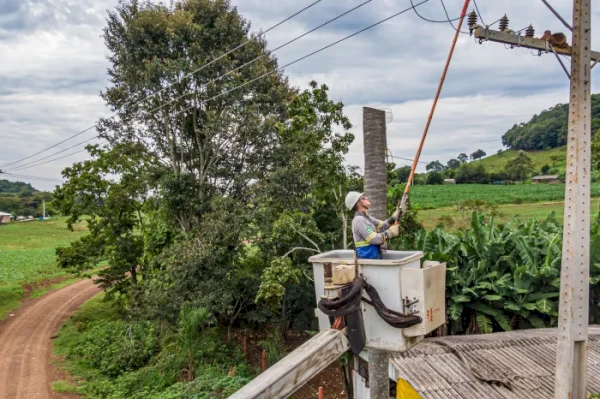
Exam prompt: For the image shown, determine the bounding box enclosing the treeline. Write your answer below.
[0,179,55,217]
[502,93,600,150]
[391,150,543,185]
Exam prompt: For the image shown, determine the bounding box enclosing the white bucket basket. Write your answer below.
[309,250,446,353]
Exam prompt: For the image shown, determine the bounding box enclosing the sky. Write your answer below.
[0,0,598,190]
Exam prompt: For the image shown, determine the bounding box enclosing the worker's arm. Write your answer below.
[354,217,390,246]
[373,214,398,233]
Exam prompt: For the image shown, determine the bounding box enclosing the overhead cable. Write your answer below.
[152,0,374,114]
[409,0,460,23]
[7,136,101,171]
[0,0,324,169]
[171,0,431,119]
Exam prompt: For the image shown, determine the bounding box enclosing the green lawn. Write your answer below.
[0,217,88,319]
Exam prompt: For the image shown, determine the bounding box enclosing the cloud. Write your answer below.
[1,0,599,191]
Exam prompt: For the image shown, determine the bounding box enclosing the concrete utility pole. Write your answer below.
[471,1,594,397]
[362,106,389,399]
[555,0,591,397]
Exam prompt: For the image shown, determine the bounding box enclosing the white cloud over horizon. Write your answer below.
[0,0,598,190]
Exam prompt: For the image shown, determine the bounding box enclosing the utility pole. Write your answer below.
[555,0,591,398]
[470,1,594,397]
[43,200,46,220]
[362,106,389,399]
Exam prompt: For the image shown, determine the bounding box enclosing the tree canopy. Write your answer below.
[502,93,600,150]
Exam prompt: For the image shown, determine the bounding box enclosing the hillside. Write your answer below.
[502,93,600,150]
[472,146,567,175]
[0,179,38,194]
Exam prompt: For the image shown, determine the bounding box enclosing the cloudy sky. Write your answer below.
[0,0,598,190]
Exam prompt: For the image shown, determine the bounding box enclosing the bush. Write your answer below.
[455,163,489,184]
[426,172,444,185]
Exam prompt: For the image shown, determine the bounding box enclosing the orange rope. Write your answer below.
[403,0,472,196]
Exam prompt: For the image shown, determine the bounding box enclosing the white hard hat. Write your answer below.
[345,191,363,211]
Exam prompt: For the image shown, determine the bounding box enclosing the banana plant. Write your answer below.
[410,211,600,335]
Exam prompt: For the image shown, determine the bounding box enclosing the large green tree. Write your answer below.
[99,0,293,232]
[504,150,534,183]
[55,142,159,295]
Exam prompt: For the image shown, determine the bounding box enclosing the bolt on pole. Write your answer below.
[554,0,592,398]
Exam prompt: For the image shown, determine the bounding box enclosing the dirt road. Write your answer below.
[0,279,100,399]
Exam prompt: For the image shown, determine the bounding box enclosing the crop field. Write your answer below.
[0,218,88,319]
[409,183,600,209]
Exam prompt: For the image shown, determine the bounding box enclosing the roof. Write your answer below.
[0,212,11,216]
[531,175,560,180]
[390,327,600,398]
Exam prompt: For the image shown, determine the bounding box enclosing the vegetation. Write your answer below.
[471,146,567,175]
[405,183,600,209]
[54,293,252,399]
[502,93,600,150]
[406,211,600,334]
[0,179,37,194]
[0,217,88,319]
[44,0,600,396]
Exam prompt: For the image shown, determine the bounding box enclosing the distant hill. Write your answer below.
[502,93,600,150]
[0,179,38,195]
[473,146,567,175]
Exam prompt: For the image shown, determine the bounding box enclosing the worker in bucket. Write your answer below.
[345,192,404,259]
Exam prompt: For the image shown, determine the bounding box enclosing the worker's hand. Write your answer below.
[386,224,400,238]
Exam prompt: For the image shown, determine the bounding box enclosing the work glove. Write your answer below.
[385,223,400,239]
[399,193,409,213]
[391,207,401,222]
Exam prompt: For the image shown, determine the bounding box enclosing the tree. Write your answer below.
[455,163,489,184]
[393,166,412,183]
[457,153,469,163]
[470,149,487,161]
[504,150,534,183]
[426,160,445,172]
[502,94,600,150]
[54,143,159,295]
[541,164,551,174]
[99,0,293,232]
[447,159,461,170]
[426,172,444,185]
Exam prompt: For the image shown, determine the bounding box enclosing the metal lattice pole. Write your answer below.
[555,0,592,397]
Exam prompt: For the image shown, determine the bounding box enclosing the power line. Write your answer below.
[438,0,469,34]
[7,144,106,172]
[0,0,324,169]
[472,0,486,26]
[7,136,101,171]
[6,0,371,172]
[152,0,374,114]
[409,0,460,23]
[389,154,428,165]
[0,172,63,182]
[171,0,431,119]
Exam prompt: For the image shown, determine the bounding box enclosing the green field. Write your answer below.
[408,183,600,209]
[417,199,600,230]
[472,146,567,174]
[0,218,88,319]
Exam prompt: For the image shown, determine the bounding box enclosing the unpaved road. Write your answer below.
[0,279,100,399]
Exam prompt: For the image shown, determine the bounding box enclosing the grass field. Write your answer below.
[417,199,600,230]
[0,218,88,319]
[408,183,600,209]
[472,146,567,174]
